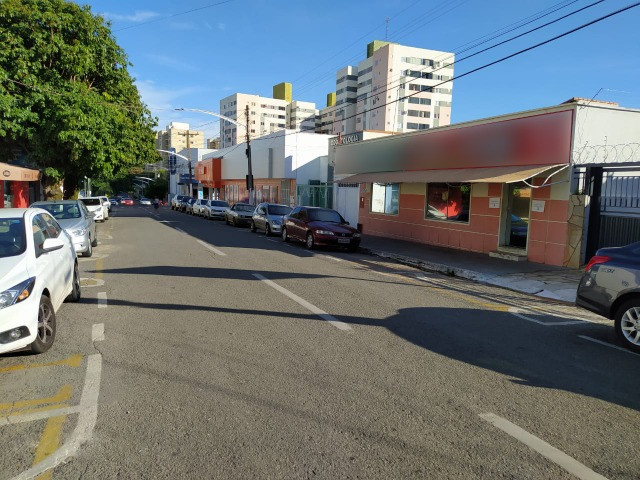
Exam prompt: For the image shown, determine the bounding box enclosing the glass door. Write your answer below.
[505,182,531,249]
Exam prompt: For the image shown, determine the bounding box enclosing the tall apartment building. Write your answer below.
[155,122,205,162]
[332,40,454,135]
[316,93,336,134]
[220,82,319,148]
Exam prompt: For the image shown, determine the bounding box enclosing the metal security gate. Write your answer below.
[296,185,333,208]
[585,167,640,258]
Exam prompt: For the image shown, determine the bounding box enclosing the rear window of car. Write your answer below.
[236,204,254,212]
[81,198,101,206]
[211,201,229,207]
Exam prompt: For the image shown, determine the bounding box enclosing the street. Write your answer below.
[1,204,638,480]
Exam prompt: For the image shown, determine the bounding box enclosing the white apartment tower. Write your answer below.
[333,40,454,135]
[155,122,204,162]
[220,82,318,148]
[316,93,336,134]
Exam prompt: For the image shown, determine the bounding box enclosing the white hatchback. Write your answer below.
[80,197,107,222]
[0,208,80,354]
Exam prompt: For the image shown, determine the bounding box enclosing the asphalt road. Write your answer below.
[1,204,638,480]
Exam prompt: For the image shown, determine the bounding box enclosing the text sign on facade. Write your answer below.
[532,200,546,213]
[329,132,363,147]
[489,197,500,209]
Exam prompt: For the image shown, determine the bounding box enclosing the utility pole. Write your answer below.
[245,105,254,205]
[176,129,200,197]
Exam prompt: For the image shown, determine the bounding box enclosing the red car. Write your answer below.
[121,198,134,206]
[281,206,361,252]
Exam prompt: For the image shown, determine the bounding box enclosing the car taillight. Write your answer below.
[585,255,612,272]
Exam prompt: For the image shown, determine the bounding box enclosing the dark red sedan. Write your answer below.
[281,206,361,251]
[121,198,134,206]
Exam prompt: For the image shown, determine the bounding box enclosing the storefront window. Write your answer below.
[425,183,471,223]
[371,183,399,215]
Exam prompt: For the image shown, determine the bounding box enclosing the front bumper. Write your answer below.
[210,211,226,218]
[314,234,361,248]
[268,222,282,232]
[0,293,38,354]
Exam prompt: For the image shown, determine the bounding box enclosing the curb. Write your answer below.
[359,246,576,306]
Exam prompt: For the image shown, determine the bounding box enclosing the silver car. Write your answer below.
[192,199,209,216]
[225,203,254,227]
[251,203,292,236]
[31,200,97,257]
[204,200,229,220]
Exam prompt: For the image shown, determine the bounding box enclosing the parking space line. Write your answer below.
[0,354,83,374]
[577,335,640,356]
[0,385,72,415]
[0,406,81,427]
[252,273,352,331]
[196,239,226,256]
[92,324,105,342]
[480,412,608,480]
[97,292,107,309]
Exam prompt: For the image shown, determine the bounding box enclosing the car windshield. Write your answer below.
[211,201,229,207]
[236,204,254,212]
[81,198,101,206]
[0,218,26,258]
[36,203,82,220]
[267,205,292,216]
[308,209,343,223]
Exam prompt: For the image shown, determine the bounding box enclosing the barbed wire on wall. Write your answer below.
[572,142,640,165]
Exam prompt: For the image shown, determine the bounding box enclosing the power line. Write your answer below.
[112,0,234,32]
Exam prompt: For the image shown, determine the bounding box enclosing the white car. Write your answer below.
[99,195,111,214]
[139,198,152,206]
[204,200,230,220]
[80,197,107,222]
[0,208,80,355]
[192,199,209,216]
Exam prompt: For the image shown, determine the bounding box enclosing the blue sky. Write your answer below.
[82,0,639,142]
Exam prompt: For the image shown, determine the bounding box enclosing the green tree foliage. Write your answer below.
[0,0,160,197]
[145,174,169,201]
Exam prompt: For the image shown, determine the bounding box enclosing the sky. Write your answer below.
[80,0,640,143]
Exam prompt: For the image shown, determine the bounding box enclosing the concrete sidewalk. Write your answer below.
[359,235,582,303]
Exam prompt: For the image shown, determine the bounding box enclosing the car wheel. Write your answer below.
[91,234,98,247]
[226,216,230,225]
[282,227,289,242]
[67,263,81,302]
[265,223,271,236]
[306,232,315,250]
[83,241,93,257]
[250,221,256,233]
[31,295,56,354]
[232,217,237,227]
[614,300,640,353]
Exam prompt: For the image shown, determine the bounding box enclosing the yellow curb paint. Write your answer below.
[0,354,83,374]
[0,385,72,414]
[32,412,67,480]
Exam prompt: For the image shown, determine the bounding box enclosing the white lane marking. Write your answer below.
[252,273,351,331]
[479,413,608,480]
[12,354,102,480]
[0,406,82,426]
[97,293,107,309]
[196,239,226,256]
[508,307,585,326]
[578,335,640,356]
[92,323,105,342]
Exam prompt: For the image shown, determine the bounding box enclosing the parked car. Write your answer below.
[80,197,108,222]
[109,198,118,207]
[31,200,97,257]
[177,197,191,212]
[225,203,255,227]
[0,208,81,355]
[139,197,152,206]
[282,206,361,251]
[192,199,210,216]
[576,242,640,352]
[251,203,292,235]
[204,200,230,220]
[171,195,189,210]
[99,195,111,213]
[121,198,134,206]
[183,198,197,214]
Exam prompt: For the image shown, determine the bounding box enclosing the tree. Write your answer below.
[0,0,160,198]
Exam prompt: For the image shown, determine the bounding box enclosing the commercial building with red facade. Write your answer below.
[334,99,640,267]
[1,162,41,208]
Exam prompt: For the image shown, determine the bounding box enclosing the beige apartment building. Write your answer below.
[156,122,204,162]
[326,41,454,136]
[287,100,318,132]
[316,93,336,134]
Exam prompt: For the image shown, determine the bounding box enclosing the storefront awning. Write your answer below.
[337,164,566,185]
[0,162,41,182]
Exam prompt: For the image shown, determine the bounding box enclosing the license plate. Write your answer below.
[338,238,350,244]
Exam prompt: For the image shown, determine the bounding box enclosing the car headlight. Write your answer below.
[0,277,36,310]
[315,230,335,235]
[70,228,87,237]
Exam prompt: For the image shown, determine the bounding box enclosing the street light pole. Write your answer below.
[157,149,192,198]
[174,108,253,204]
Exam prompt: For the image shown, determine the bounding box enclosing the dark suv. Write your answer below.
[281,206,361,252]
[576,242,640,352]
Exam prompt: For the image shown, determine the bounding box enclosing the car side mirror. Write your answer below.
[42,237,65,253]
